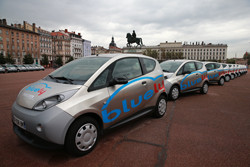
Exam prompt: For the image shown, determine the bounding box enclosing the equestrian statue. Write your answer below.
[126,30,143,47]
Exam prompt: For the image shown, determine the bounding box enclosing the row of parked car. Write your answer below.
[160,60,248,100]
[11,54,248,157]
[0,64,45,73]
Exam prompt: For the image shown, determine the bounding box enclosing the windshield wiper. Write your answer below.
[53,76,73,84]
[48,75,59,82]
[163,69,169,72]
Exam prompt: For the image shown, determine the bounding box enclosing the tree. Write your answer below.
[55,56,63,67]
[5,54,15,64]
[0,53,6,64]
[243,52,250,65]
[23,54,34,64]
[66,56,74,64]
[226,58,235,64]
[143,49,158,59]
[41,54,49,65]
[160,49,166,60]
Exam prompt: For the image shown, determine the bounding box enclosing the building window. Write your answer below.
[6,30,9,35]
[0,29,2,34]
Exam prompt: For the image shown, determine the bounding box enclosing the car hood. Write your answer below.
[163,72,174,79]
[16,80,82,109]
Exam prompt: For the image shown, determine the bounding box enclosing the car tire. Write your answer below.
[200,82,208,94]
[218,77,224,86]
[154,95,167,118]
[65,116,100,157]
[169,85,179,100]
[225,75,230,82]
[230,74,234,80]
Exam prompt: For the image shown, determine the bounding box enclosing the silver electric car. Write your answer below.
[160,60,209,100]
[203,62,225,85]
[228,64,236,80]
[220,63,231,82]
[12,54,167,156]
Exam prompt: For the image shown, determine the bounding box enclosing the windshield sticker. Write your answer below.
[26,83,51,96]
[102,75,165,123]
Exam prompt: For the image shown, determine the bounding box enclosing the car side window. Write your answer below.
[183,62,196,73]
[214,63,221,69]
[141,58,156,73]
[205,63,214,71]
[112,58,142,80]
[195,62,203,70]
[88,68,109,91]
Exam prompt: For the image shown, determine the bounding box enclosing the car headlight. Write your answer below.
[33,89,78,111]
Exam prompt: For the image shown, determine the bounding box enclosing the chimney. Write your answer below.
[3,19,7,25]
[32,23,36,32]
[65,29,68,33]
[18,24,21,28]
[78,33,81,36]
[23,21,26,29]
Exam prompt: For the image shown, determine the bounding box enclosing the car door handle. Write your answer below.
[142,81,147,85]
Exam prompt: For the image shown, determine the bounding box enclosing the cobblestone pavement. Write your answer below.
[0,69,249,167]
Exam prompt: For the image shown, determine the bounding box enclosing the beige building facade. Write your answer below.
[0,19,40,64]
[51,31,71,65]
[123,41,228,61]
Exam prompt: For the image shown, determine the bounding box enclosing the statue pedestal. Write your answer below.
[122,47,143,54]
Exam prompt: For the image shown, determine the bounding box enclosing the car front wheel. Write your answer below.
[154,95,167,118]
[218,77,224,86]
[225,75,230,82]
[170,85,179,100]
[65,116,100,157]
[200,82,208,94]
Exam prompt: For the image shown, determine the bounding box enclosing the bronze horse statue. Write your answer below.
[126,33,143,47]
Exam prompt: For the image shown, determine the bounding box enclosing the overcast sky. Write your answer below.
[0,0,250,58]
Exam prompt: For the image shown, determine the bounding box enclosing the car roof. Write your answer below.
[161,59,200,64]
[89,53,156,60]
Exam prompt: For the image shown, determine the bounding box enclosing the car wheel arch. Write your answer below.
[66,112,104,142]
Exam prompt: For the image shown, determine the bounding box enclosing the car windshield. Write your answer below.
[44,57,110,85]
[160,61,183,73]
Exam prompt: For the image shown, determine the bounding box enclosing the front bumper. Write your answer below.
[12,102,75,145]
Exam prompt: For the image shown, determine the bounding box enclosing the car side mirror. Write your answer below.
[109,77,128,86]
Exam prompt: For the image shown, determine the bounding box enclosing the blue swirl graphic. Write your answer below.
[180,71,207,85]
[102,74,163,110]
[32,83,51,89]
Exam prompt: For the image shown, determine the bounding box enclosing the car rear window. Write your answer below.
[214,63,221,69]
[141,58,156,73]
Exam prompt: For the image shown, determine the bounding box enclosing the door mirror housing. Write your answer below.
[109,77,128,86]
